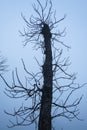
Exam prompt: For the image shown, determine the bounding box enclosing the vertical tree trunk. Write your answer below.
[38,24,53,130]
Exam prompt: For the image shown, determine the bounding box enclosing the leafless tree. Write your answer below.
[1,0,84,130]
[0,53,7,75]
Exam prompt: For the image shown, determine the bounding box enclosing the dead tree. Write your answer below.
[0,53,7,74]
[1,0,84,130]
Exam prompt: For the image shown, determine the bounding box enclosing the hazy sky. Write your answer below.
[0,0,87,130]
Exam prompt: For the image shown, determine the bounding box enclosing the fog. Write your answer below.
[0,0,87,130]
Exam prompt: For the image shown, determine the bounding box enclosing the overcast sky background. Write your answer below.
[0,0,87,130]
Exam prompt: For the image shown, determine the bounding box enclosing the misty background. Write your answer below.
[0,0,87,130]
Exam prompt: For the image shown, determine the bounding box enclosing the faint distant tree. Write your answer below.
[0,53,7,75]
[1,0,84,130]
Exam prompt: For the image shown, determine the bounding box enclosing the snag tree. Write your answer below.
[1,0,84,130]
[0,53,7,74]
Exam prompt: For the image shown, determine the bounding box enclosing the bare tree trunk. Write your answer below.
[38,24,53,130]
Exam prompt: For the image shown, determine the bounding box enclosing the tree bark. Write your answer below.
[38,24,53,130]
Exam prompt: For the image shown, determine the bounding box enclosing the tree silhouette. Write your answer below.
[0,53,7,75]
[1,0,84,130]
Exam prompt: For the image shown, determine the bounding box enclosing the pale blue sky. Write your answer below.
[0,0,87,130]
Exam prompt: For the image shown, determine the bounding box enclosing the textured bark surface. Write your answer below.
[38,23,53,130]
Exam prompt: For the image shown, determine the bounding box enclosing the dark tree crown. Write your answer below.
[41,22,52,39]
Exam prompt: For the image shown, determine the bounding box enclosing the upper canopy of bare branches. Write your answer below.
[20,0,68,49]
